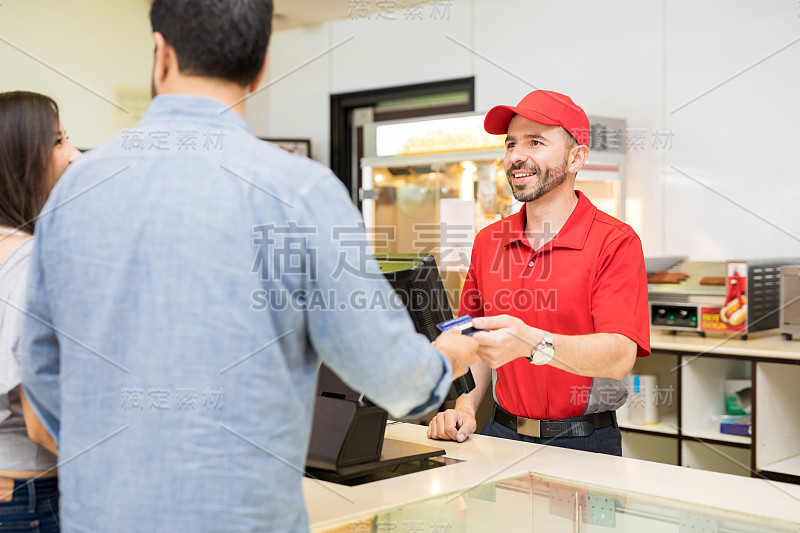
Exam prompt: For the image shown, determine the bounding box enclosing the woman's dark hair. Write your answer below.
[0,91,60,234]
[150,0,274,87]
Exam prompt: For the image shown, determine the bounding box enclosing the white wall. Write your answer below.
[247,0,800,261]
[3,0,798,261]
[245,2,475,176]
[469,0,664,256]
[0,0,154,148]
[662,0,800,260]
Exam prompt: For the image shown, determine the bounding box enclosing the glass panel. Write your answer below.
[370,163,467,312]
[577,178,620,218]
[321,473,797,532]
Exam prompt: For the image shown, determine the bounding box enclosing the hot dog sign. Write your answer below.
[701,262,748,333]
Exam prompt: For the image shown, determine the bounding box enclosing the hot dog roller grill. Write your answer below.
[647,258,793,339]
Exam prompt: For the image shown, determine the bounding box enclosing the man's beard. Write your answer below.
[506,158,569,203]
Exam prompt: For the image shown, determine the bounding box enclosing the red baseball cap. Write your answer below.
[484,90,591,146]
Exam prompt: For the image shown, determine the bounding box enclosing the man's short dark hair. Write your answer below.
[561,127,578,151]
[150,0,274,87]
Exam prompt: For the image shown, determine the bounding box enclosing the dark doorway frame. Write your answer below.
[330,77,475,202]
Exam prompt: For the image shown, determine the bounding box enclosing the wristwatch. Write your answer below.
[527,332,555,365]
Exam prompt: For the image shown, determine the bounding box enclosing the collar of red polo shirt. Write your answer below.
[500,191,595,251]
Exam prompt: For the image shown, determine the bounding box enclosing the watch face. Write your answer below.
[532,346,554,365]
[529,333,554,365]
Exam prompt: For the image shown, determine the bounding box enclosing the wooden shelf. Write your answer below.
[682,440,752,477]
[650,329,800,361]
[621,432,678,465]
[681,423,751,446]
[756,362,800,475]
[619,411,678,436]
[760,455,800,478]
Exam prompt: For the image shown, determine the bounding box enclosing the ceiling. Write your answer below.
[272,1,351,31]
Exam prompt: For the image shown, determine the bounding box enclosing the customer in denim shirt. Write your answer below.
[17,2,477,532]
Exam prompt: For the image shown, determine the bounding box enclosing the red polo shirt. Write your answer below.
[460,191,650,420]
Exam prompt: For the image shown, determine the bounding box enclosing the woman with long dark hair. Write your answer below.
[0,91,80,532]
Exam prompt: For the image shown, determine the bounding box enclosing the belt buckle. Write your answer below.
[516,417,541,438]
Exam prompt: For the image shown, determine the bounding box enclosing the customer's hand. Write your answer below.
[427,408,477,442]
[432,328,478,379]
[471,315,543,369]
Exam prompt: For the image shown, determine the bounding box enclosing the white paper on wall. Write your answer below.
[439,198,475,272]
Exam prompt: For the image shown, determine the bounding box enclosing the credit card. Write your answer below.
[436,314,482,336]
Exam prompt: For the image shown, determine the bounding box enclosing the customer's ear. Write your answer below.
[151,32,172,95]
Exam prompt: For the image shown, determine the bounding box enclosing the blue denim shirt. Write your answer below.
[18,94,452,532]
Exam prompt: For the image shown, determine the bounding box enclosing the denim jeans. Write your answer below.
[0,478,59,532]
[481,405,623,456]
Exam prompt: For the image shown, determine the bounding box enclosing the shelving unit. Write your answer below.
[621,432,678,465]
[756,362,800,482]
[620,330,800,482]
[680,355,751,446]
[682,440,752,477]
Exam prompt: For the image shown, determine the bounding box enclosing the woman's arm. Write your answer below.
[19,386,58,456]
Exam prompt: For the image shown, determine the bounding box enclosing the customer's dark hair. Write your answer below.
[0,91,60,234]
[150,0,274,87]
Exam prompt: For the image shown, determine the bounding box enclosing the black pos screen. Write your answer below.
[316,253,475,404]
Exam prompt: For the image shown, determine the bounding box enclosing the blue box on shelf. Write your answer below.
[720,415,752,436]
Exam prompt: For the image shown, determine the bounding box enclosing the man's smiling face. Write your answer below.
[503,115,575,203]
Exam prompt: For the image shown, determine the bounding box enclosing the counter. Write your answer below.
[650,328,800,361]
[304,422,800,531]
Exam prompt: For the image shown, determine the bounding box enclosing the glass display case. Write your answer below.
[318,472,798,532]
[360,113,627,311]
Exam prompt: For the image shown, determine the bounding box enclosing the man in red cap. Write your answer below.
[427,90,650,455]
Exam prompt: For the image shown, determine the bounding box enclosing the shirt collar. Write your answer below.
[140,94,253,133]
[500,190,596,251]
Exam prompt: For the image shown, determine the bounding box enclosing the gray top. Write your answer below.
[0,237,57,471]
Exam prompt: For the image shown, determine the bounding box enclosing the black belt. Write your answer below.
[493,404,613,438]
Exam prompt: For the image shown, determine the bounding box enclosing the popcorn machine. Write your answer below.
[359,112,628,310]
